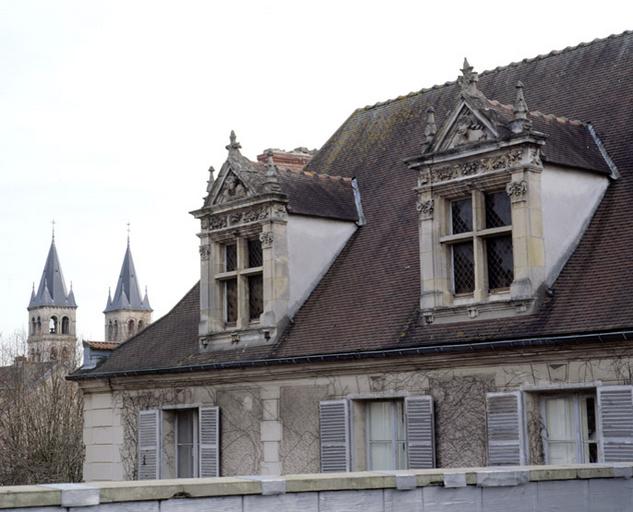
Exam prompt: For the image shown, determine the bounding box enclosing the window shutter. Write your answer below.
[319,400,350,472]
[598,386,633,462]
[199,406,220,477]
[486,391,526,465]
[138,409,159,480]
[405,396,435,469]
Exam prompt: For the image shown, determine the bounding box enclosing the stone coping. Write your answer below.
[1,464,632,509]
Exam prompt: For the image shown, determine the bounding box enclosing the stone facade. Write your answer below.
[80,342,633,481]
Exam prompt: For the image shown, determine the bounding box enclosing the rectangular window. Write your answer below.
[176,409,197,478]
[225,244,237,272]
[248,238,263,268]
[451,198,473,234]
[543,394,598,464]
[367,400,406,470]
[452,242,475,294]
[486,235,513,290]
[484,191,512,228]
[224,278,238,324]
[248,274,263,321]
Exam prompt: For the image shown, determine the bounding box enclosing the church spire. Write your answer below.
[104,237,152,313]
[29,230,76,309]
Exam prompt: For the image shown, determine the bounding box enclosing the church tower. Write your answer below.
[104,239,152,343]
[27,232,77,363]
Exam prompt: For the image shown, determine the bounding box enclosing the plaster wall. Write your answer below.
[81,350,633,482]
[541,165,609,285]
[286,215,356,317]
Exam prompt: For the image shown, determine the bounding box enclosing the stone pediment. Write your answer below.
[211,169,250,205]
[432,102,498,153]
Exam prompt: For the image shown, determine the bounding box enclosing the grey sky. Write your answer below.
[0,0,630,340]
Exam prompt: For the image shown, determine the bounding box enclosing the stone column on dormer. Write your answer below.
[260,204,289,331]
[417,186,446,310]
[508,148,545,299]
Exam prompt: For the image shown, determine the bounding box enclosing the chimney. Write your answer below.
[257,147,316,171]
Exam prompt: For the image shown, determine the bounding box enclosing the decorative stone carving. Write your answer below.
[259,231,274,248]
[199,246,211,261]
[209,216,228,230]
[445,110,489,149]
[215,172,248,205]
[416,199,434,220]
[506,180,528,203]
[243,207,269,223]
[228,212,243,225]
[428,149,523,185]
[271,204,288,220]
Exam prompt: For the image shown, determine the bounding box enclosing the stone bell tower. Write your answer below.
[104,236,152,343]
[27,229,77,363]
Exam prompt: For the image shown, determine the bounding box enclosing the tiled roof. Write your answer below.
[83,341,119,351]
[72,30,633,379]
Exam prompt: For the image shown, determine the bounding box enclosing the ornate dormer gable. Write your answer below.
[191,132,360,353]
[405,61,616,325]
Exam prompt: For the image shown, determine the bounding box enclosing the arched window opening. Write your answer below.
[50,347,57,360]
[61,346,69,361]
[128,319,135,337]
[31,317,36,334]
[113,321,118,339]
[61,316,70,335]
[37,317,41,334]
[138,320,144,331]
[107,321,113,341]
[49,316,58,334]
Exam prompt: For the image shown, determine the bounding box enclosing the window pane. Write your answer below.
[248,238,263,268]
[177,445,194,478]
[176,410,195,478]
[487,235,513,290]
[248,274,263,321]
[225,244,237,272]
[369,402,393,441]
[452,242,474,294]
[485,191,512,228]
[370,442,393,470]
[451,198,473,234]
[177,410,194,444]
[546,398,577,464]
[225,279,237,324]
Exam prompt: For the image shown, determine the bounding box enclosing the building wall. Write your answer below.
[81,347,633,481]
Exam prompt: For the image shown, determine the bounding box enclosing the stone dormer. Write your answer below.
[405,60,617,324]
[191,132,362,351]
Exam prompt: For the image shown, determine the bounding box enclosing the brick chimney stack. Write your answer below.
[257,147,316,171]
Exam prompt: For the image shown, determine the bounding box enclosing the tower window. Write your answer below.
[108,321,113,341]
[49,316,58,334]
[113,321,119,339]
[128,319,135,336]
[31,317,36,334]
[61,316,70,335]
[37,317,41,334]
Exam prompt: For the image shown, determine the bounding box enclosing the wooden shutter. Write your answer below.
[598,386,633,462]
[486,391,526,465]
[405,396,435,469]
[319,400,350,472]
[138,409,159,480]
[199,406,220,477]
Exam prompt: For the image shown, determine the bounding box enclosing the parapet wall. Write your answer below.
[2,465,633,511]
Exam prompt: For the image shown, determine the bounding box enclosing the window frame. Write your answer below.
[215,237,264,329]
[174,408,199,479]
[440,188,513,300]
[365,399,407,471]
[540,392,599,465]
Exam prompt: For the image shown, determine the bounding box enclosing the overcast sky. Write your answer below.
[0,0,630,341]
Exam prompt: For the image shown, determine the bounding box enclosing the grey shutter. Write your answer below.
[138,409,159,480]
[319,400,350,472]
[199,406,220,477]
[486,391,526,465]
[598,386,633,462]
[405,396,435,468]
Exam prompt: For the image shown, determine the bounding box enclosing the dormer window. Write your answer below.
[217,237,264,328]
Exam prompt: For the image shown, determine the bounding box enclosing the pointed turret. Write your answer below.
[29,236,76,309]
[104,237,153,343]
[511,80,532,133]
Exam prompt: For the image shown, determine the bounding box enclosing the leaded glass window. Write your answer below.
[248,274,263,320]
[248,238,263,268]
[225,278,237,324]
[225,244,237,272]
[452,242,475,294]
[487,235,513,290]
[451,198,473,234]
[485,191,512,228]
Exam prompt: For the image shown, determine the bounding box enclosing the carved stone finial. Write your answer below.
[511,81,532,133]
[226,130,242,152]
[264,149,282,193]
[423,106,437,147]
[459,58,479,95]
[206,165,215,193]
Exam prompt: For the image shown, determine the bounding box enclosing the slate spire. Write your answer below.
[29,235,76,309]
[104,241,152,312]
